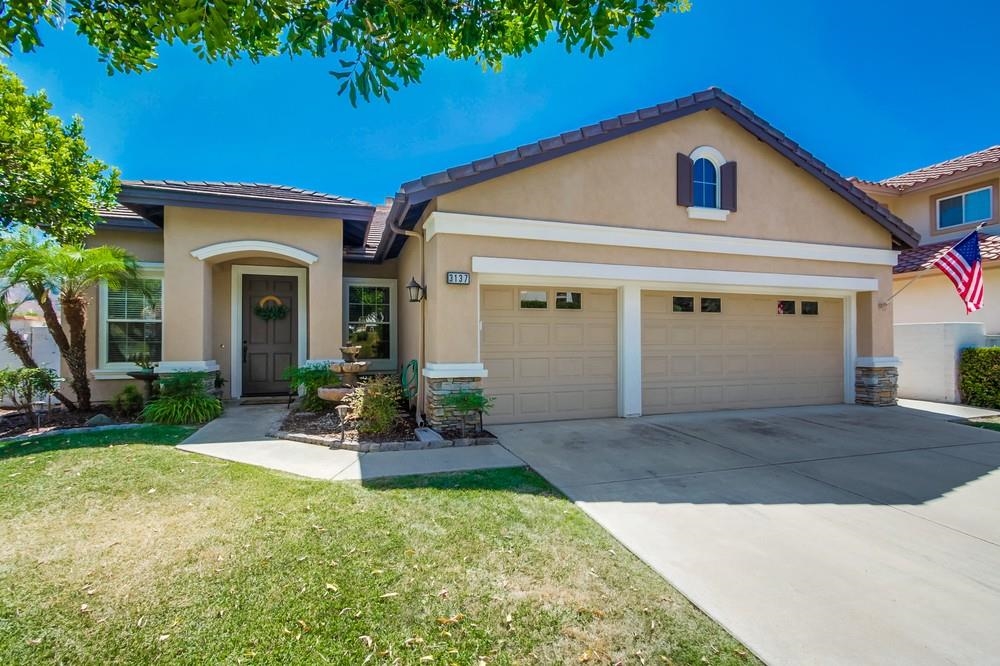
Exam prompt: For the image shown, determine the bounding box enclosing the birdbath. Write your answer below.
[126,369,159,401]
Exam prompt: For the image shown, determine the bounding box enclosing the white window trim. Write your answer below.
[687,206,730,221]
[94,263,164,380]
[936,185,993,230]
[231,265,308,398]
[343,277,398,373]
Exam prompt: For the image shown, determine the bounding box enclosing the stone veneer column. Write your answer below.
[854,365,898,406]
[424,376,485,429]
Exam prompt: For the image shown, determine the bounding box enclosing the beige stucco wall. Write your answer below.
[439,109,893,249]
[161,206,344,368]
[84,227,165,403]
[892,266,1000,334]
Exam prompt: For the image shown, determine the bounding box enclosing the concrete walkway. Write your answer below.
[178,404,522,481]
[897,397,1000,419]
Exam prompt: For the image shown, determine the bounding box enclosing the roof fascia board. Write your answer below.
[119,186,375,222]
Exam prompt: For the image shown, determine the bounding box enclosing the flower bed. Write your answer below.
[271,407,496,452]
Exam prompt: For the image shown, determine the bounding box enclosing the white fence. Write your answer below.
[895,322,986,403]
[0,320,62,407]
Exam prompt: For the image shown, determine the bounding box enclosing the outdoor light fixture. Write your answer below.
[406,277,426,303]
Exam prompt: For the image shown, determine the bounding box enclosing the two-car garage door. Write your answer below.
[481,286,844,424]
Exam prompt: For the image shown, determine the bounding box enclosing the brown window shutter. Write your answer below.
[720,161,737,211]
[676,153,693,207]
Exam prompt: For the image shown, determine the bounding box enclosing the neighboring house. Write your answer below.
[853,146,1000,332]
[83,88,919,426]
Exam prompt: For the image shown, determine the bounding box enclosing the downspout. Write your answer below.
[387,195,427,425]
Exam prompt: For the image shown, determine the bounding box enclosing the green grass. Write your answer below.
[0,430,758,665]
[0,425,194,459]
[963,419,1000,433]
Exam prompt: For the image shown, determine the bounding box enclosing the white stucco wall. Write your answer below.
[895,322,986,403]
[0,320,62,406]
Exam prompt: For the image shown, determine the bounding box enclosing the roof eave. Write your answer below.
[119,184,376,223]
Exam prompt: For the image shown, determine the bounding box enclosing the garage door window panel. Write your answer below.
[519,290,548,309]
[673,296,695,312]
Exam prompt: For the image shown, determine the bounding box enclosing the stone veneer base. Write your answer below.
[270,429,498,453]
[854,365,899,406]
[424,376,485,429]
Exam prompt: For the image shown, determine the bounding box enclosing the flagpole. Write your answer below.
[879,221,987,310]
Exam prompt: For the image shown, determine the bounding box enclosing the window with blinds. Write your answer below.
[105,278,163,364]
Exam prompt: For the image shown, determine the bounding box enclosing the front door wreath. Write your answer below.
[254,295,289,321]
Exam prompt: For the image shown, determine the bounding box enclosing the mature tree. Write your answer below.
[1,229,140,410]
[0,63,119,244]
[0,1,690,103]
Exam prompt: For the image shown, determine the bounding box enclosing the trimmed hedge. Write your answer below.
[959,347,1000,409]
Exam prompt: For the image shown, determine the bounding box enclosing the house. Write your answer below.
[853,147,1000,333]
[84,88,919,426]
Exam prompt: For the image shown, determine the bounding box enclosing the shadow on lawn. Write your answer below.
[0,425,194,460]
[361,465,562,498]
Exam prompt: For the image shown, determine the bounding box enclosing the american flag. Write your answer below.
[934,230,984,314]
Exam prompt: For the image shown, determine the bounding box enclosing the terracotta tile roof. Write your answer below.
[383,87,919,258]
[869,146,1000,191]
[122,180,371,207]
[894,233,1000,274]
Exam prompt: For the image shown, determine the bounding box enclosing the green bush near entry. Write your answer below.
[345,375,400,434]
[110,384,144,418]
[959,347,1000,409]
[141,372,222,425]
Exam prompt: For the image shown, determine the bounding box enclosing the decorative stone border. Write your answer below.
[268,428,498,453]
[0,423,147,444]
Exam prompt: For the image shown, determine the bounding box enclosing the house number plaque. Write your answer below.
[446,271,471,285]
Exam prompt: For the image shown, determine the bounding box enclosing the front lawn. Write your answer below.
[0,429,756,664]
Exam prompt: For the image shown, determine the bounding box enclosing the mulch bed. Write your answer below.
[279,407,418,444]
[0,406,136,439]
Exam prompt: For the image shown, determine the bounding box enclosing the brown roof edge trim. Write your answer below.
[386,88,918,250]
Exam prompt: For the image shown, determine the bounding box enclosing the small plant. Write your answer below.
[440,388,495,438]
[110,384,144,418]
[283,363,340,411]
[128,352,155,371]
[345,375,401,435]
[0,367,59,418]
[140,371,222,425]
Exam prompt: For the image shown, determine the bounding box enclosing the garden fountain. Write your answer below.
[316,345,368,404]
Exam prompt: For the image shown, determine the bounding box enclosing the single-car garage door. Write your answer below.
[642,291,844,414]
[481,286,617,424]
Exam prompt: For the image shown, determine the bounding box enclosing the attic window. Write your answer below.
[677,146,737,221]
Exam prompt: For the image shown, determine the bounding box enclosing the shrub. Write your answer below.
[345,375,400,434]
[283,363,340,411]
[110,384,144,418]
[440,388,495,437]
[0,367,59,417]
[959,347,1000,409]
[141,371,223,425]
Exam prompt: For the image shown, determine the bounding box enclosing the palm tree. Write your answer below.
[1,228,139,410]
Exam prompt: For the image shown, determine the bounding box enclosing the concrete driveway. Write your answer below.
[491,405,1000,666]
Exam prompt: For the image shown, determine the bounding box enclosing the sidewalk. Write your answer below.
[177,404,523,481]
[896,398,1000,420]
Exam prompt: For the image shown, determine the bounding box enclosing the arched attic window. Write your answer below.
[676,146,737,219]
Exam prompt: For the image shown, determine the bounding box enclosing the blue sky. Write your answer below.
[5,0,998,204]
